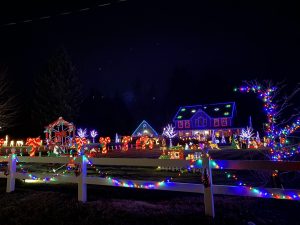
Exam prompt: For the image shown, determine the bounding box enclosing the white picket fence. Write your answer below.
[1,154,300,218]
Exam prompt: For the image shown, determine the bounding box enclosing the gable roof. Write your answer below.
[131,120,159,137]
[173,102,236,121]
[45,117,75,131]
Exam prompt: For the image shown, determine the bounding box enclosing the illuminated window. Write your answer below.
[185,120,190,128]
[181,108,186,112]
[221,118,227,127]
[225,104,231,108]
[178,121,183,128]
[214,119,219,127]
[177,115,182,119]
[224,112,229,116]
[214,108,220,111]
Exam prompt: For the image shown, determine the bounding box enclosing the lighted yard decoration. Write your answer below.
[115,133,120,143]
[132,120,159,138]
[25,137,42,157]
[208,141,220,150]
[75,137,87,153]
[99,137,111,154]
[90,130,98,143]
[136,136,154,150]
[162,124,177,148]
[0,138,4,147]
[44,117,75,149]
[121,136,131,151]
[240,127,254,147]
[77,128,88,138]
[236,80,300,160]
[255,131,261,145]
[221,133,226,144]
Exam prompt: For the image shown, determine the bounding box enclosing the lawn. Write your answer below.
[1,149,300,225]
[0,180,299,225]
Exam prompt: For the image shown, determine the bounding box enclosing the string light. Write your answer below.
[6,153,300,201]
[236,83,300,160]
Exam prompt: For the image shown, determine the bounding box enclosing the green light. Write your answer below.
[177,115,182,119]
[225,104,231,108]
[224,112,229,116]
[181,108,186,112]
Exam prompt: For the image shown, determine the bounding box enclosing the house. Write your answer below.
[172,102,242,140]
[131,120,159,138]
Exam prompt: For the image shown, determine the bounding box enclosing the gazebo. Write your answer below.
[44,117,76,148]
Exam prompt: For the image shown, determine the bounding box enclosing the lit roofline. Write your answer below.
[173,102,237,121]
[131,120,159,137]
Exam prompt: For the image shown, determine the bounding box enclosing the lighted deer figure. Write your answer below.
[3,135,8,147]
[16,140,24,146]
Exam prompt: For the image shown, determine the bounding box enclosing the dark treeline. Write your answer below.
[2,49,271,139]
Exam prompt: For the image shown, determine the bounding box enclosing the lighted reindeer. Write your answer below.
[16,140,24,146]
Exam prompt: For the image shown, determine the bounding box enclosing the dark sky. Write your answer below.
[1,0,299,136]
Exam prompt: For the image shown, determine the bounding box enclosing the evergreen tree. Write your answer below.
[33,48,82,129]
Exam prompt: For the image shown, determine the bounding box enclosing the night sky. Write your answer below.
[1,0,299,137]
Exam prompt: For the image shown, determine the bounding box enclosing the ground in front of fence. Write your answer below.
[0,179,299,225]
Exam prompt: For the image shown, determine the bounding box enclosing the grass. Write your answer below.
[1,149,300,224]
[0,180,299,225]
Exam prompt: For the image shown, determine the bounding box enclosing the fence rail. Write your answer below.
[1,155,300,218]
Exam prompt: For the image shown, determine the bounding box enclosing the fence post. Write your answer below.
[6,153,17,193]
[78,152,87,202]
[202,156,215,218]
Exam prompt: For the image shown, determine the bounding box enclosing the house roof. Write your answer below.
[173,102,236,121]
[132,120,159,137]
[45,117,75,131]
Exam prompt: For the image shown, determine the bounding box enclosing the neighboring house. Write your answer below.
[173,102,242,139]
[132,120,159,138]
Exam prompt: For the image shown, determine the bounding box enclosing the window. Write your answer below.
[214,118,219,127]
[199,117,203,126]
[178,121,183,128]
[185,120,190,128]
[221,118,227,127]
[195,119,199,127]
[203,119,207,126]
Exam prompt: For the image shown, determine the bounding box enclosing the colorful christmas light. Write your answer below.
[236,82,300,160]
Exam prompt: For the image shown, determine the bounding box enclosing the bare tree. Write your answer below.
[0,68,18,131]
[237,80,300,159]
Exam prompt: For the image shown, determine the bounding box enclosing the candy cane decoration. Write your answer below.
[99,137,111,154]
[0,138,4,148]
[75,137,88,153]
[121,136,131,151]
[25,137,42,157]
[148,138,154,150]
